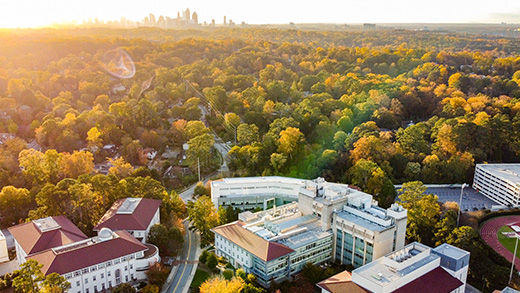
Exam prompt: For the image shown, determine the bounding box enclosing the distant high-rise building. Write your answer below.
[149,13,156,24]
[184,8,191,21]
[192,12,198,24]
[224,16,226,25]
[212,19,215,26]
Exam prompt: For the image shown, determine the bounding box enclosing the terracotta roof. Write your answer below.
[317,271,369,293]
[29,230,148,275]
[8,216,88,255]
[212,221,294,262]
[93,198,162,231]
[393,267,463,293]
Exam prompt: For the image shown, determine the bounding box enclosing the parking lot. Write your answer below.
[426,186,497,211]
[396,185,498,212]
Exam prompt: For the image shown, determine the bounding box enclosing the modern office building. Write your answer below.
[210,176,308,209]
[8,215,160,292]
[211,177,407,287]
[351,242,470,293]
[473,164,520,206]
[94,198,161,243]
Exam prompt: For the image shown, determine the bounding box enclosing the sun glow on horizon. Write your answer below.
[1,0,520,29]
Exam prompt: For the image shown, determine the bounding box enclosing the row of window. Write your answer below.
[65,256,136,279]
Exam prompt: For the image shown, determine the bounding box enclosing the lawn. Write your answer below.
[497,225,520,256]
[190,269,211,289]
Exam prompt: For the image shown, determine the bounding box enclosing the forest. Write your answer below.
[2,27,520,291]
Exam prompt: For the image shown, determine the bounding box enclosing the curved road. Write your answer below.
[162,139,230,293]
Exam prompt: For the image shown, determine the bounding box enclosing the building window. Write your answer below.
[109,281,112,287]
[94,285,97,292]
[101,273,104,279]
[85,278,88,284]
[125,276,128,282]
[108,271,111,277]
[86,289,89,293]
[93,276,96,281]
[130,264,133,269]
[125,266,128,271]
[76,281,80,287]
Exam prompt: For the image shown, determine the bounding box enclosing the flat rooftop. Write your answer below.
[33,217,61,232]
[277,221,332,250]
[433,243,470,260]
[116,198,142,214]
[335,210,392,232]
[353,242,439,288]
[477,164,520,185]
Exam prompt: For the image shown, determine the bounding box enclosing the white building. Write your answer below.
[94,198,161,243]
[473,164,520,206]
[0,230,8,263]
[211,177,408,287]
[8,216,160,293]
[210,176,308,209]
[351,242,470,293]
[213,202,333,287]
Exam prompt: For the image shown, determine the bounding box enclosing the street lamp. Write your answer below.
[457,183,468,227]
[509,226,520,284]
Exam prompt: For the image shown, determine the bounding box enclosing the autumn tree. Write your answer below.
[0,186,33,228]
[200,276,244,293]
[187,196,219,247]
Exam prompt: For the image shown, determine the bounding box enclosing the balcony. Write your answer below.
[135,244,160,272]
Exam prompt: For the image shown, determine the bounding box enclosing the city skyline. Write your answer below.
[1,0,520,29]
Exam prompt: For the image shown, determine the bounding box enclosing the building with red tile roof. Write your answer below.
[8,216,88,265]
[8,215,160,293]
[93,198,161,243]
[316,271,369,293]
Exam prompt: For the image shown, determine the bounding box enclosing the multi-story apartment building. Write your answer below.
[211,177,407,287]
[473,163,520,206]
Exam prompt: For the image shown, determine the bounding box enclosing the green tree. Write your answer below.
[206,253,218,270]
[398,181,441,245]
[223,269,234,280]
[41,273,70,293]
[187,196,219,247]
[199,250,209,264]
[186,133,215,170]
[237,124,259,146]
[12,259,45,293]
[185,121,209,140]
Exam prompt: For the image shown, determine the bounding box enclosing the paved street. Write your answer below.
[162,137,229,293]
[163,220,200,293]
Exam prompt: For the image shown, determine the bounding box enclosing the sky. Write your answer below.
[1,0,519,28]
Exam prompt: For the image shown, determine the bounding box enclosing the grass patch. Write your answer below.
[190,269,210,288]
[497,225,520,256]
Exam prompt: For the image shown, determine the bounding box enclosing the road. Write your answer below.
[163,220,200,293]
[162,133,230,293]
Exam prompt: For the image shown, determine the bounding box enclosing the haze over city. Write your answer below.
[1,0,520,28]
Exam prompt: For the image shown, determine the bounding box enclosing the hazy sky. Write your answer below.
[1,0,519,28]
